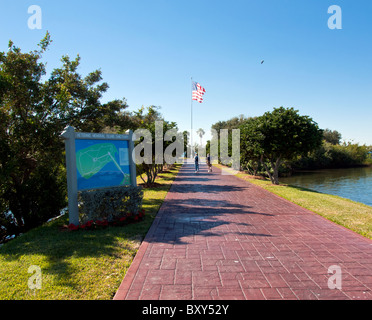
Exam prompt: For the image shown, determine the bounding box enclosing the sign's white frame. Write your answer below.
[60,126,137,225]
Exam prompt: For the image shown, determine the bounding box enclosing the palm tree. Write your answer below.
[196,128,205,147]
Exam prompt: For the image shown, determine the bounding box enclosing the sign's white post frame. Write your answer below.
[60,126,136,226]
[60,126,79,226]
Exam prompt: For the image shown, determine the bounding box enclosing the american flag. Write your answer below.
[192,81,206,103]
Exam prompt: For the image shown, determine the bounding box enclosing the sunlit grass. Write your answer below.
[0,164,182,300]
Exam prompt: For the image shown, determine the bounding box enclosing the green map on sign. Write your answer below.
[76,143,120,179]
[75,141,131,190]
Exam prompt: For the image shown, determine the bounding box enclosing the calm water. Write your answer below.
[280,166,372,207]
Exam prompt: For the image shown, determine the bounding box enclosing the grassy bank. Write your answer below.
[0,164,182,300]
[215,164,372,240]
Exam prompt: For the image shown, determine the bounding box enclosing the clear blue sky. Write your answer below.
[1,0,371,145]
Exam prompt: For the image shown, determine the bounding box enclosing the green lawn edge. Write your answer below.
[0,163,182,300]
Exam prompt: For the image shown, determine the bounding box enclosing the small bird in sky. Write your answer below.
[261,60,264,64]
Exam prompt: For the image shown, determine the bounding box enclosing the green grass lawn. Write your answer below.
[0,164,182,300]
[215,164,372,240]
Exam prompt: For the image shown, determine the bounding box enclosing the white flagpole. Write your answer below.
[190,77,193,159]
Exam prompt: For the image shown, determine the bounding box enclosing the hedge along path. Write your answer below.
[78,185,144,225]
[0,164,182,300]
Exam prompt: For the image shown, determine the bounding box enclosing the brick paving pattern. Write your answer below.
[114,162,372,300]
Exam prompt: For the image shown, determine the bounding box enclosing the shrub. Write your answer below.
[293,142,369,170]
[78,185,143,224]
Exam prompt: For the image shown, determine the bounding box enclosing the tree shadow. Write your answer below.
[0,216,150,285]
[285,184,323,194]
[146,198,274,244]
[0,162,274,285]
[176,171,215,178]
[170,183,244,194]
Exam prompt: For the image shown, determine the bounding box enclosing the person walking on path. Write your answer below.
[194,153,199,173]
[206,153,212,172]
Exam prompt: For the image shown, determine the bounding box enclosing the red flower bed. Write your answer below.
[67,210,145,231]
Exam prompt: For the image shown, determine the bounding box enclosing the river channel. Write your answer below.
[280,166,372,207]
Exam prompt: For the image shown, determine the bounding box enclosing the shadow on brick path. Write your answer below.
[114,162,372,300]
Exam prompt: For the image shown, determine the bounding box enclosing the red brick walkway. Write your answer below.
[114,162,372,300]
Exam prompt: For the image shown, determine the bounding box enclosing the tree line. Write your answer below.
[2,34,370,241]
[208,109,371,184]
[0,33,179,241]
